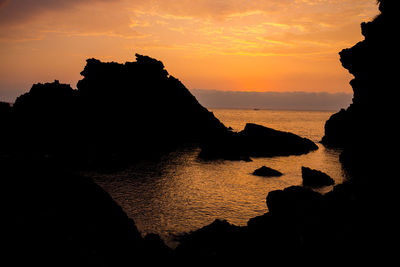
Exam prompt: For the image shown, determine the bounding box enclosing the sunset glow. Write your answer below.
[0,0,379,101]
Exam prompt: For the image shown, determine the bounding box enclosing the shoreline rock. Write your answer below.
[301,166,335,187]
[199,123,318,160]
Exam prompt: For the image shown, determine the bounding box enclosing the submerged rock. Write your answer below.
[301,166,335,187]
[252,166,282,177]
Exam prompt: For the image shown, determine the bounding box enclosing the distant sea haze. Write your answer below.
[190,89,352,111]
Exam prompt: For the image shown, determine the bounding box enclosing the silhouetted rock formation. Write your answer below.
[321,0,398,180]
[301,166,334,186]
[0,100,11,113]
[266,186,324,217]
[174,219,244,262]
[2,54,320,168]
[76,55,227,165]
[11,80,80,163]
[3,159,172,266]
[200,123,318,160]
[2,55,228,169]
[175,177,395,264]
[252,166,282,177]
[174,184,370,263]
[0,101,12,154]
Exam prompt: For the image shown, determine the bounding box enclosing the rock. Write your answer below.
[2,158,172,266]
[321,108,352,147]
[301,166,335,187]
[240,123,318,156]
[320,0,399,181]
[0,101,12,154]
[266,185,324,215]
[174,219,245,261]
[199,123,318,160]
[252,166,282,177]
[2,54,228,169]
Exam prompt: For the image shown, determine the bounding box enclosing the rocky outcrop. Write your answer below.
[175,178,393,263]
[2,55,228,169]
[265,185,325,217]
[200,123,318,160]
[174,183,368,263]
[3,54,320,167]
[321,0,398,180]
[0,101,12,154]
[301,166,334,187]
[252,166,282,177]
[3,158,172,266]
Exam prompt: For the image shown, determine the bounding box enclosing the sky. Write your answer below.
[0,0,379,102]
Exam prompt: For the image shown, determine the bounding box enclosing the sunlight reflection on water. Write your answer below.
[88,109,347,247]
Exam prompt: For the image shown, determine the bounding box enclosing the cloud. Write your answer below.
[0,0,380,101]
[0,0,378,44]
[0,0,125,26]
[0,0,147,42]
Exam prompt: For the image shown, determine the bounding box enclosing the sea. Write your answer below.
[86,109,348,247]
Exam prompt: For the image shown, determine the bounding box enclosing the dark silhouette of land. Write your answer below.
[5,55,227,170]
[1,54,316,169]
[322,0,397,180]
[2,0,398,265]
[1,53,319,265]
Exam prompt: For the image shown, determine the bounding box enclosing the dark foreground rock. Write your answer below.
[175,180,394,264]
[199,123,318,160]
[301,166,335,186]
[252,166,282,177]
[3,159,172,266]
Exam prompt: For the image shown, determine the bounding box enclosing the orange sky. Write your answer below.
[0,0,379,101]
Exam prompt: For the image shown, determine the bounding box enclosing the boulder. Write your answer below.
[239,123,318,157]
[301,166,335,187]
[252,166,282,177]
[199,123,318,160]
[266,185,324,215]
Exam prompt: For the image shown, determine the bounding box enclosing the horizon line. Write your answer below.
[190,89,352,95]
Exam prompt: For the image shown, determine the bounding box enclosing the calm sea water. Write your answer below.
[87,109,347,247]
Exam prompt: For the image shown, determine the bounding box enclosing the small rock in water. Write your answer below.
[301,166,334,186]
[252,166,283,177]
